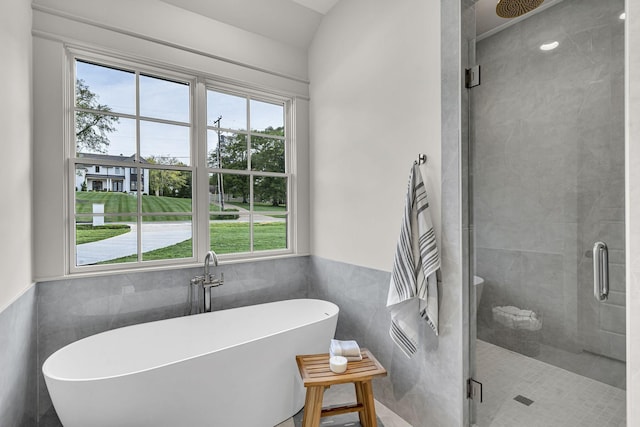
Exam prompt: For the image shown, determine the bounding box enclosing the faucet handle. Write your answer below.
[201,272,224,287]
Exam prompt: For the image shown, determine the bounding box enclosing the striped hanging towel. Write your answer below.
[386,163,441,358]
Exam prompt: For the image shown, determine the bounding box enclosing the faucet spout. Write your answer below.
[204,251,218,277]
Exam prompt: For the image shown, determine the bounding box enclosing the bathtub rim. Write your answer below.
[42,298,339,383]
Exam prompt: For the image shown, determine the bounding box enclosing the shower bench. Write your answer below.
[295,348,387,427]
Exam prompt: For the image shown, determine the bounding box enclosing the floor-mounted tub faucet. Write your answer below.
[190,250,224,313]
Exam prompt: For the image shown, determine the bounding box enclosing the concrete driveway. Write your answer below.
[76,222,192,265]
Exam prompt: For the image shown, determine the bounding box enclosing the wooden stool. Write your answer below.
[295,348,387,427]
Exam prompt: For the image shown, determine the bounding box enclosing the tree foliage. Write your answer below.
[208,126,286,206]
[252,128,286,206]
[146,155,190,198]
[209,131,249,203]
[75,78,120,153]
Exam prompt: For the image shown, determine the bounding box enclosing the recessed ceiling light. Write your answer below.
[540,41,559,51]
[619,12,626,20]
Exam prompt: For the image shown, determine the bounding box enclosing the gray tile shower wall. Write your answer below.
[473,0,625,357]
[36,256,309,427]
[308,256,390,349]
[0,286,37,427]
[308,256,461,427]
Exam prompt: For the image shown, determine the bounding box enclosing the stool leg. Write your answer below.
[359,380,377,427]
[302,386,325,427]
[354,382,366,426]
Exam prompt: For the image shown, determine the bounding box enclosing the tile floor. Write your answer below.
[474,340,626,427]
[478,325,627,389]
[275,383,412,427]
[533,341,626,389]
[276,340,626,427]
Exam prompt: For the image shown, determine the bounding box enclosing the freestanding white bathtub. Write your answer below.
[43,298,339,427]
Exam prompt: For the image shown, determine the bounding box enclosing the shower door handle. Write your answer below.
[593,241,609,301]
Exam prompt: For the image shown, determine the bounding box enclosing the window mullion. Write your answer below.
[249,171,254,253]
[285,99,293,252]
[75,107,138,122]
[195,78,210,261]
[135,71,143,263]
[246,95,252,171]
[246,95,254,253]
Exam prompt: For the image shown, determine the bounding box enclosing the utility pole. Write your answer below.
[213,116,225,210]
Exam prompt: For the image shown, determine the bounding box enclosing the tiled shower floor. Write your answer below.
[475,340,626,427]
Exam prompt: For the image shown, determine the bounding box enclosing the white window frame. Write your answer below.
[66,49,296,274]
[204,84,292,260]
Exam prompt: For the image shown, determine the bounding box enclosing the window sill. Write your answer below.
[36,252,309,283]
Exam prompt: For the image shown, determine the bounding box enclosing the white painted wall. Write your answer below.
[32,0,308,82]
[308,0,441,271]
[626,0,640,423]
[32,0,310,279]
[0,0,33,310]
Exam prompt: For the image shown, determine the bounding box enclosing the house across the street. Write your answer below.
[75,153,150,194]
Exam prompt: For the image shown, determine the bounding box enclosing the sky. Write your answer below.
[76,60,284,166]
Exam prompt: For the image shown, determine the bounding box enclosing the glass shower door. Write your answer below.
[469,0,626,425]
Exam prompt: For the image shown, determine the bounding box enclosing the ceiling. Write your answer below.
[160,0,563,50]
[289,0,340,14]
[160,0,339,49]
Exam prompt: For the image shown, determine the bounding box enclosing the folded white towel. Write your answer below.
[492,306,542,331]
[330,339,362,361]
[330,350,362,362]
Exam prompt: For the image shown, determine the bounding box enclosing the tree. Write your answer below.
[254,176,286,206]
[207,126,285,205]
[251,128,285,174]
[175,172,193,199]
[208,132,249,203]
[75,78,120,153]
[252,127,286,206]
[146,156,190,198]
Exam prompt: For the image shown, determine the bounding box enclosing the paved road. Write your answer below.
[215,203,285,223]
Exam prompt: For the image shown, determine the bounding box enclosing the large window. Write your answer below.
[69,55,292,271]
[207,89,288,255]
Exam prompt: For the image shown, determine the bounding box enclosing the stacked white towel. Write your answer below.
[492,306,542,331]
[330,339,362,361]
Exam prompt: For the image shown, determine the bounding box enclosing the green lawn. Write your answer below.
[99,221,286,264]
[253,222,287,250]
[76,192,285,220]
[76,192,286,263]
[76,191,195,222]
[76,224,131,244]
